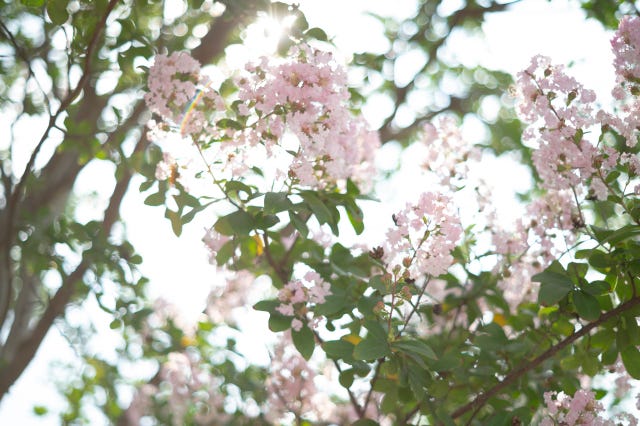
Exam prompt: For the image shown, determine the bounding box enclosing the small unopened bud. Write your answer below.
[381,273,393,287]
[402,257,412,268]
[373,301,386,314]
[401,285,412,299]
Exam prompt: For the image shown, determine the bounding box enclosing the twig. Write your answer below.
[4,0,120,268]
[450,295,640,420]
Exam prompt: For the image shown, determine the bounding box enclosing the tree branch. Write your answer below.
[0,0,119,331]
[450,296,640,420]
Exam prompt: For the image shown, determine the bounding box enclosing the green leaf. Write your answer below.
[225,180,253,197]
[588,251,612,270]
[474,322,509,351]
[353,321,390,361]
[572,127,583,142]
[33,406,48,416]
[139,179,154,192]
[323,339,355,360]
[621,346,640,379]
[552,318,575,336]
[582,280,610,296]
[21,0,44,6]
[339,369,355,388]
[174,190,200,208]
[144,191,165,206]
[599,224,640,246]
[407,359,429,400]
[253,299,278,313]
[567,262,588,279]
[301,192,338,234]
[254,212,280,230]
[581,351,600,376]
[165,209,182,236]
[345,199,364,235]
[305,27,328,41]
[181,204,207,225]
[268,313,291,332]
[47,0,69,25]
[391,338,437,360]
[216,118,244,130]
[346,178,360,195]
[617,315,640,350]
[572,290,601,321]
[314,289,349,316]
[605,169,621,184]
[289,211,309,238]
[292,324,315,360]
[533,270,574,305]
[215,240,235,266]
[264,192,293,214]
[214,210,254,236]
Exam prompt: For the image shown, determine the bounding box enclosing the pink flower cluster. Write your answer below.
[516,55,598,191]
[516,16,640,201]
[127,351,230,425]
[235,44,379,190]
[541,389,637,426]
[145,44,379,192]
[265,335,321,422]
[381,192,462,279]
[276,270,331,331]
[602,15,640,148]
[421,116,481,188]
[206,269,255,324]
[491,189,579,307]
[202,228,231,264]
[144,51,225,138]
[612,15,640,97]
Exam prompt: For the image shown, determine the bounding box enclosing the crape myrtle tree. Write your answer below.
[1,0,640,425]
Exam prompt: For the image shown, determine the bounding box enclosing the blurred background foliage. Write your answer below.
[0,0,634,423]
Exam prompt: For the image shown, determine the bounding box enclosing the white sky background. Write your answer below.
[0,0,629,423]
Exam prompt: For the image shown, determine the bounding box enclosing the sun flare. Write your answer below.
[243,12,297,55]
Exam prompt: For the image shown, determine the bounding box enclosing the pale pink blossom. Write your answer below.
[276,303,295,316]
[516,55,598,191]
[206,269,255,324]
[291,318,303,331]
[146,45,379,192]
[203,228,231,264]
[590,177,609,200]
[234,43,380,190]
[156,351,230,425]
[266,334,320,423]
[541,389,616,426]
[155,152,177,181]
[420,116,481,188]
[275,270,332,329]
[380,192,462,279]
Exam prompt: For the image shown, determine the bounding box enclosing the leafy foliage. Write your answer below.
[2,0,640,425]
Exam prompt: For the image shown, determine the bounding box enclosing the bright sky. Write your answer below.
[1,0,624,423]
